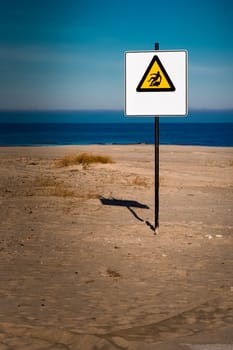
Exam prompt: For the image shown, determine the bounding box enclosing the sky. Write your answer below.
[0,0,233,113]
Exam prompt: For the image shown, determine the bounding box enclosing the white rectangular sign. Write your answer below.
[124,50,188,116]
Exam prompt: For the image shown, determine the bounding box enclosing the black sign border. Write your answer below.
[136,55,176,92]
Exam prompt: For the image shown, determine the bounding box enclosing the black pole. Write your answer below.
[154,42,159,234]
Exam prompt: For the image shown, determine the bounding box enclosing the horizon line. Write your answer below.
[0,108,233,113]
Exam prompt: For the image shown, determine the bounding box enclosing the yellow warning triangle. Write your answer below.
[136,55,175,92]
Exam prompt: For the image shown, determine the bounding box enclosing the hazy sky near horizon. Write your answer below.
[0,0,233,111]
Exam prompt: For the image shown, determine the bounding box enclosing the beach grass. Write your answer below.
[55,152,114,169]
[130,175,149,187]
[33,176,101,199]
[33,176,75,197]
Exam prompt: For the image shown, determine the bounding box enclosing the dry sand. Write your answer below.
[0,145,232,349]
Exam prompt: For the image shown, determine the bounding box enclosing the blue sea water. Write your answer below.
[0,111,233,147]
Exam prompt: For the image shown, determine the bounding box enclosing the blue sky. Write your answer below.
[0,0,233,113]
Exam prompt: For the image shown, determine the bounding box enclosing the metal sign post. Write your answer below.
[124,45,188,234]
[154,42,159,234]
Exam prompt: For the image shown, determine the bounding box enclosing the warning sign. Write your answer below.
[136,55,175,92]
[125,50,188,116]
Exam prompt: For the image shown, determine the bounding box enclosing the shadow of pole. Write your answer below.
[127,206,155,232]
[99,197,155,232]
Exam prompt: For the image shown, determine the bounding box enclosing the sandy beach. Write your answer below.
[0,144,232,349]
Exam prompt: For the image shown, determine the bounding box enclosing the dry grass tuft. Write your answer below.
[33,176,75,197]
[77,191,100,200]
[130,175,149,187]
[49,185,75,198]
[205,159,233,168]
[55,152,114,169]
[159,176,166,186]
[34,176,58,187]
[106,268,122,278]
[33,176,101,199]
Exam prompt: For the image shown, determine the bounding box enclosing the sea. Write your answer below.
[0,110,233,147]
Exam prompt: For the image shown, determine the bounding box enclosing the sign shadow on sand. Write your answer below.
[99,196,154,232]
